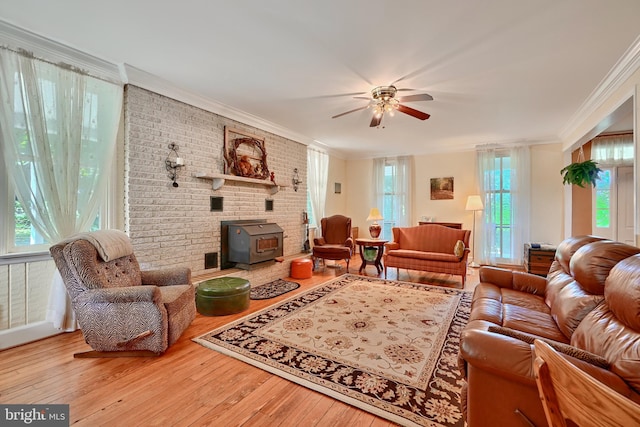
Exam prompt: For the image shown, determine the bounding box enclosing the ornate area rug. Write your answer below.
[194,274,471,427]
[250,279,300,300]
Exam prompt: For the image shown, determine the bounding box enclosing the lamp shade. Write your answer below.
[465,195,484,211]
[366,207,383,221]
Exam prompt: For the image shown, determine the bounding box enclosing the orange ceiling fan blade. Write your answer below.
[397,104,430,120]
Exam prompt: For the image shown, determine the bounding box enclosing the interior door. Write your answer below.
[617,166,634,244]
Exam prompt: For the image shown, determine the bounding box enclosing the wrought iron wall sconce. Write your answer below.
[292,168,302,192]
[165,143,185,187]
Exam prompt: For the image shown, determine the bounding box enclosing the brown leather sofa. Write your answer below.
[458,235,640,426]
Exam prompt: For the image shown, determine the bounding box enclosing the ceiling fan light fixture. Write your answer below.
[331,84,431,124]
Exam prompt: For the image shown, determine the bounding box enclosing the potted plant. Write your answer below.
[560,159,602,188]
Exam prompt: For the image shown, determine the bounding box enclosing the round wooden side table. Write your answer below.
[355,238,388,274]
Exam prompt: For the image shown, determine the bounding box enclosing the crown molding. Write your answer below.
[0,19,122,83]
[122,64,314,147]
[0,20,315,147]
[560,35,640,143]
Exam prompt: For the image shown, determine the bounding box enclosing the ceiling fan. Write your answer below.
[332,85,433,127]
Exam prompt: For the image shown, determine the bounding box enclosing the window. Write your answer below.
[381,163,397,239]
[478,146,530,265]
[486,154,512,260]
[0,49,122,255]
[594,169,612,229]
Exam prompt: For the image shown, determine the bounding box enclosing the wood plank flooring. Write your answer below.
[0,259,479,426]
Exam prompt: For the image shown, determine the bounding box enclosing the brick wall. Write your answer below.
[123,85,308,284]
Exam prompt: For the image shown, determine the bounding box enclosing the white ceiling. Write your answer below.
[1,0,639,158]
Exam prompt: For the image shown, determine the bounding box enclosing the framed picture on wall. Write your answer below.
[430,177,454,200]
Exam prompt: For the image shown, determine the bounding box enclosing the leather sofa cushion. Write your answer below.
[570,240,640,294]
[606,254,640,330]
[469,297,503,324]
[550,281,604,338]
[545,267,575,308]
[554,235,607,273]
[501,288,549,312]
[572,304,640,394]
[470,283,568,343]
[386,249,460,262]
[502,304,568,342]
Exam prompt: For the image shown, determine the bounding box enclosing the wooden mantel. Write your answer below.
[194,172,287,195]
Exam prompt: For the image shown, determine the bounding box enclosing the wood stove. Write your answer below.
[221,220,284,270]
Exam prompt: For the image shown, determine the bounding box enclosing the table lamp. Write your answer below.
[366,207,383,238]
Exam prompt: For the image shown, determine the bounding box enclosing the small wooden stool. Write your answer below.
[196,277,250,316]
[290,258,313,279]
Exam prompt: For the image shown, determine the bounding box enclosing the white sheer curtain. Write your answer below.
[372,157,385,216]
[592,134,634,166]
[372,156,412,240]
[476,146,530,265]
[0,48,123,330]
[510,146,531,265]
[393,156,412,227]
[307,146,329,229]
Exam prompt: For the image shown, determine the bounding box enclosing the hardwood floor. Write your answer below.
[0,258,479,426]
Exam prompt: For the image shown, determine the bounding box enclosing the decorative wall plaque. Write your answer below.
[224,127,270,179]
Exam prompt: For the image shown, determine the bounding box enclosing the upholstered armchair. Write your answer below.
[312,214,354,272]
[49,230,196,357]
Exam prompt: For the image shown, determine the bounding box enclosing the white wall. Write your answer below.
[530,143,564,244]
[413,151,478,229]
[324,155,347,216]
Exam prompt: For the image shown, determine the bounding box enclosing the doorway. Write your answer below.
[593,165,634,244]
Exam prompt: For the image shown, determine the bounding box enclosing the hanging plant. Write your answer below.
[560,159,602,187]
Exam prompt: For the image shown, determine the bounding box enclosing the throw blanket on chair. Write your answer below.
[62,229,133,261]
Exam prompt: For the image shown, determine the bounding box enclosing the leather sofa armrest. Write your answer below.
[385,242,400,250]
[79,285,161,304]
[314,237,326,246]
[479,266,515,288]
[480,266,547,295]
[512,271,547,295]
[141,267,191,286]
[460,328,537,387]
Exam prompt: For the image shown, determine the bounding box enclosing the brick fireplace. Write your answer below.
[124,85,307,283]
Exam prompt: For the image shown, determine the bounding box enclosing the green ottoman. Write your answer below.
[196,277,251,316]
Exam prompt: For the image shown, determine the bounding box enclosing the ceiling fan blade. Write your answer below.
[397,104,430,120]
[332,105,369,119]
[370,114,382,127]
[353,96,371,100]
[399,93,433,102]
[310,91,368,99]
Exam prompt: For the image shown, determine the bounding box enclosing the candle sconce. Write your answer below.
[165,143,185,187]
[292,168,302,192]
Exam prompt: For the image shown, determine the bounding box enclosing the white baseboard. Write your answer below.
[0,321,62,350]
